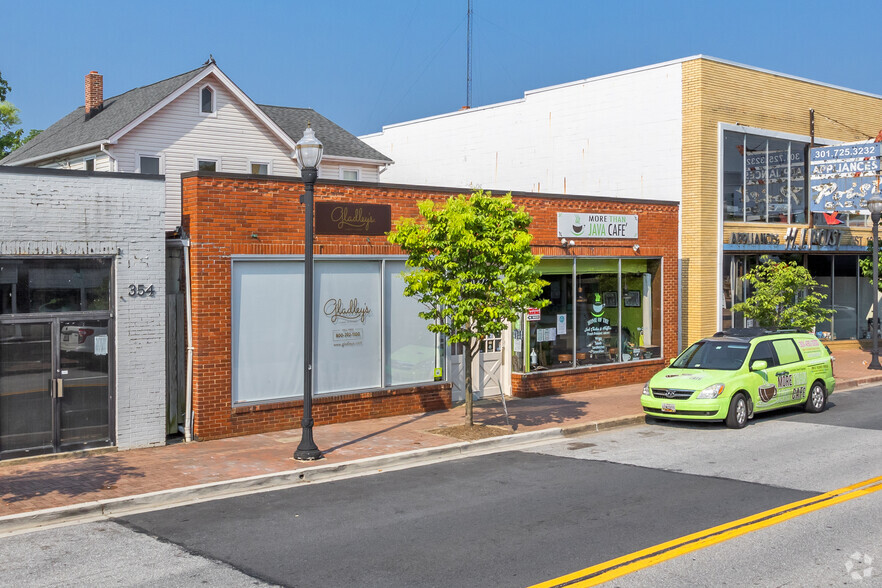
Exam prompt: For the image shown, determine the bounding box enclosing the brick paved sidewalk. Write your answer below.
[1,346,879,518]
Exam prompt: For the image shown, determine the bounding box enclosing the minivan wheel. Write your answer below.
[805,382,827,413]
[725,393,748,429]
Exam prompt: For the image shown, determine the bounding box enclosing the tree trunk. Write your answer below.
[464,339,474,427]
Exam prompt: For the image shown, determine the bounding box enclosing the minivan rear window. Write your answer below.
[672,341,750,370]
[772,339,801,365]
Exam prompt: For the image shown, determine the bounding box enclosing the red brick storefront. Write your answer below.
[182,172,679,440]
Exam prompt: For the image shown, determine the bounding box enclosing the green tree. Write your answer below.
[0,71,10,101]
[732,258,833,331]
[858,242,882,292]
[388,190,548,426]
[0,71,41,160]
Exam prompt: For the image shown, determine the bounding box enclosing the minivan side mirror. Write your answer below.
[669,357,676,365]
[751,360,768,371]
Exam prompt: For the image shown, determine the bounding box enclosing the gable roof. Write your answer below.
[2,64,391,166]
[2,66,208,165]
[258,105,391,163]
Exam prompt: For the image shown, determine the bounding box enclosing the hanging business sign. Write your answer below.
[557,213,638,239]
[315,201,391,235]
[809,142,882,214]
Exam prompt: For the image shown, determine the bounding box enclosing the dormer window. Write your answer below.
[200,85,215,115]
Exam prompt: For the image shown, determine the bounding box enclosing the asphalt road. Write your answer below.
[2,384,881,587]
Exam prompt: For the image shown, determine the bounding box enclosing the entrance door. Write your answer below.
[0,319,111,459]
[476,334,504,397]
[449,331,509,402]
[0,323,54,456]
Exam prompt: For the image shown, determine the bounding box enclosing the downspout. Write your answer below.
[183,237,194,442]
[99,143,117,172]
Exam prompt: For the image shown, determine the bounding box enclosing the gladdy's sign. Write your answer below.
[315,201,391,235]
[557,213,638,239]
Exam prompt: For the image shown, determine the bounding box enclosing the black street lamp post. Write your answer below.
[294,124,324,460]
[868,195,882,370]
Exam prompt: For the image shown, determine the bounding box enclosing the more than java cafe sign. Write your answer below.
[557,213,638,239]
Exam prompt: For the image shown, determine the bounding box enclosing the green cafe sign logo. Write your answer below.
[591,292,605,318]
[584,293,612,336]
[557,213,638,239]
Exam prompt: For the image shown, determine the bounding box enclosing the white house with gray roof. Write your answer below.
[2,60,393,231]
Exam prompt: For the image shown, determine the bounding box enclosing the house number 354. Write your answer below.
[128,284,156,297]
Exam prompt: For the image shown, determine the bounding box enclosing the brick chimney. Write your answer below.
[85,71,103,119]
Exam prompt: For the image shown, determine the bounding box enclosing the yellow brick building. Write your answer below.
[682,57,882,346]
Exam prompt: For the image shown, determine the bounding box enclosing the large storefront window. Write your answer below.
[723,253,873,340]
[723,131,808,224]
[383,261,438,386]
[622,259,662,359]
[527,260,574,369]
[232,259,439,404]
[315,261,382,393]
[0,258,111,315]
[232,261,304,404]
[515,257,662,372]
[576,259,619,365]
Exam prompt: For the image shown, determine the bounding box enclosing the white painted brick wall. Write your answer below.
[0,168,166,450]
[362,62,683,202]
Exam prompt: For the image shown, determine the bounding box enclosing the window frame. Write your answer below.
[136,152,163,175]
[771,338,802,365]
[341,168,360,181]
[82,156,96,172]
[514,256,664,373]
[198,83,217,117]
[229,255,440,406]
[195,156,221,173]
[748,340,779,368]
[248,160,272,176]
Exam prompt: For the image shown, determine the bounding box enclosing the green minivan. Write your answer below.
[641,329,835,429]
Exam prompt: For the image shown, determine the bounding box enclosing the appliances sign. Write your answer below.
[809,141,882,213]
[557,213,638,239]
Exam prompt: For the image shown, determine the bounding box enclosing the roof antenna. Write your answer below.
[465,0,472,109]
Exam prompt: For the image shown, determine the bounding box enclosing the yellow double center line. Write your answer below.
[531,474,882,588]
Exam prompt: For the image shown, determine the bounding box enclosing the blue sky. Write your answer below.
[4,0,882,137]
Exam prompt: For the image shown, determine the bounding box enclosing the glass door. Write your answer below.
[58,319,111,450]
[0,319,111,459]
[0,322,53,457]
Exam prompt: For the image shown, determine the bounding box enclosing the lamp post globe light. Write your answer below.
[867,195,882,370]
[294,123,324,460]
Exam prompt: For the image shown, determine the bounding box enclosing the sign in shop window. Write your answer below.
[231,259,439,405]
[810,142,882,214]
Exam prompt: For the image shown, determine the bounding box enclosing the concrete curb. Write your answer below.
[836,375,882,392]
[0,414,646,535]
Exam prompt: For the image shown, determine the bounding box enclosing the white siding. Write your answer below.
[113,74,302,230]
[39,151,112,172]
[319,161,380,182]
[362,62,683,201]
